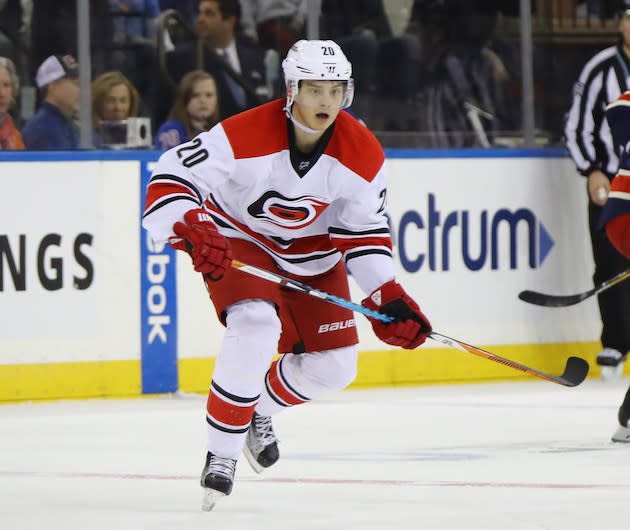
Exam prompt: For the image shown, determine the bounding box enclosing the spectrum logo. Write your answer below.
[391,194,554,272]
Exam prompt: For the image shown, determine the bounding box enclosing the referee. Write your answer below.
[564,0,630,380]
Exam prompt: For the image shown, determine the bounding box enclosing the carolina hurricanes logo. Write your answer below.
[248,191,330,229]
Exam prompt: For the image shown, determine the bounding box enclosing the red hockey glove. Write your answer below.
[170,209,232,281]
[362,280,432,349]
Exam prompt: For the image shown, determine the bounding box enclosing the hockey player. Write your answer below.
[597,90,630,443]
[142,39,432,509]
[564,0,630,380]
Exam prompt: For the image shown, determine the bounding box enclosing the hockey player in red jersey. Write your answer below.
[599,90,630,443]
[143,39,432,509]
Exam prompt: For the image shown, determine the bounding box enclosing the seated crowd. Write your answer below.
[0,0,515,151]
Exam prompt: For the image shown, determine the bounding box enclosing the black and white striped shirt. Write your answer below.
[565,44,630,178]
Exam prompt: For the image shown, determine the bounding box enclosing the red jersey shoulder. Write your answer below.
[221,99,288,159]
[325,110,384,182]
[608,91,630,109]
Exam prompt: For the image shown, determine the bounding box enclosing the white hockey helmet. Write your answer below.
[281,39,354,111]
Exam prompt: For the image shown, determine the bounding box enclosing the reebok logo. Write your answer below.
[318,319,356,333]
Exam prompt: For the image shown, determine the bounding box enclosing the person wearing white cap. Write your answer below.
[22,54,81,150]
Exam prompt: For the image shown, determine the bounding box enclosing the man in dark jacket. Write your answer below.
[22,54,80,150]
[159,0,267,125]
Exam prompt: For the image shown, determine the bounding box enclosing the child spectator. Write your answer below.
[154,69,219,149]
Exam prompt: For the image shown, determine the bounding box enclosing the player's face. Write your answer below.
[0,67,12,114]
[50,78,80,119]
[292,81,345,131]
[187,78,218,122]
[102,83,131,121]
[197,0,231,47]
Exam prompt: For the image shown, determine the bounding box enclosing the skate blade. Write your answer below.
[611,425,630,443]
[242,444,264,474]
[201,488,226,511]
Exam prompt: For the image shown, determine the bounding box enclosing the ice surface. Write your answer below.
[1,378,629,530]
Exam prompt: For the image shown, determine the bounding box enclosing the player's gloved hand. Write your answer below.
[169,208,232,281]
[361,280,432,349]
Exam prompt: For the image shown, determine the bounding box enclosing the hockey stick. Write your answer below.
[231,259,589,387]
[518,267,630,307]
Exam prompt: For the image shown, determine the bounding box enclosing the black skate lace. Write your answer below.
[210,455,236,479]
[254,414,276,447]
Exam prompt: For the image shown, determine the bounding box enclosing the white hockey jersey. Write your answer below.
[143,99,395,290]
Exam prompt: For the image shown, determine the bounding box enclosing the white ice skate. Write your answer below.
[243,412,279,473]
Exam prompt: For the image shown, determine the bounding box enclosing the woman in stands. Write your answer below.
[0,56,24,150]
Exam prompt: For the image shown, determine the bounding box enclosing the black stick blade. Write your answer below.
[519,268,630,308]
[518,290,591,307]
[558,356,590,387]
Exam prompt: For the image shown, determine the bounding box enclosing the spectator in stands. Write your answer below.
[158,0,197,25]
[240,0,307,57]
[22,54,80,150]
[0,55,24,149]
[406,0,510,146]
[91,70,141,148]
[92,71,141,124]
[319,0,421,130]
[107,0,161,107]
[0,0,28,64]
[154,69,220,149]
[158,0,266,125]
[30,0,112,78]
[108,0,161,43]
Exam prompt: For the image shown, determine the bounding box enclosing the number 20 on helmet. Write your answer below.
[281,39,354,111]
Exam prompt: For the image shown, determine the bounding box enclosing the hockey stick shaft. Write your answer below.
[231,259,392,322]
[427,332,587,387]
[231,260,589,387]
[518,267,630,307]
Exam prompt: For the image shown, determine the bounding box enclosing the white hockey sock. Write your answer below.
[206,299,281,459]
